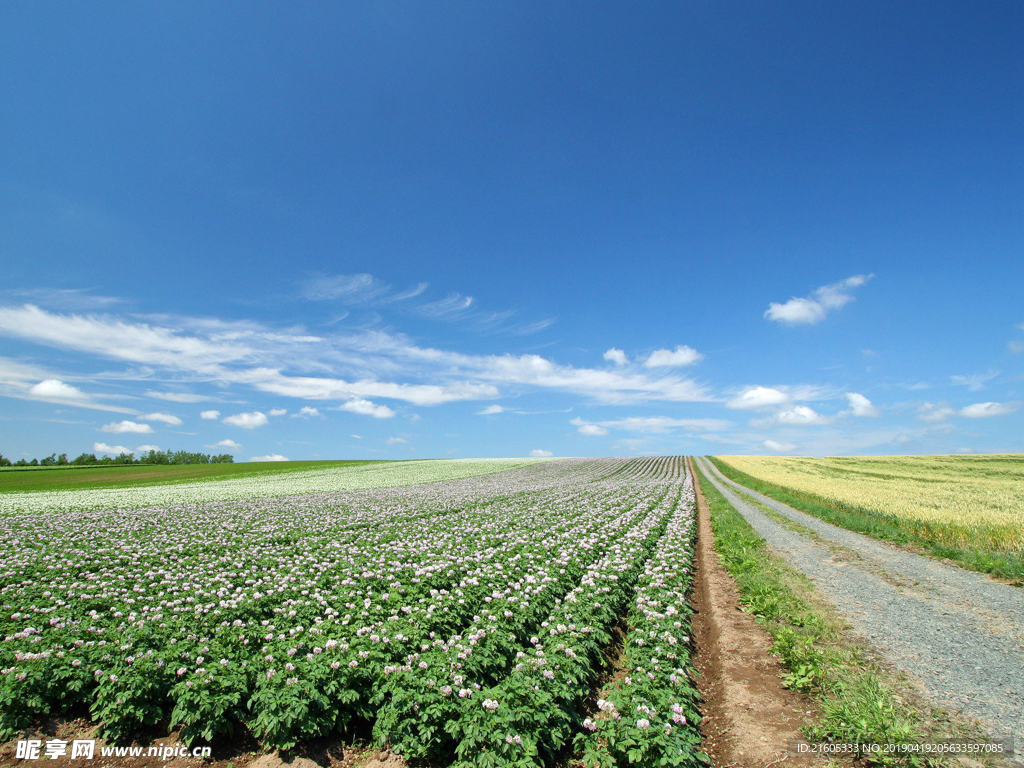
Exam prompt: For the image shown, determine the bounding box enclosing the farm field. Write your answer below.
[0,457,703,767]
[0,460,379,493]
[0,458,548,514]
[714,454,1024,581]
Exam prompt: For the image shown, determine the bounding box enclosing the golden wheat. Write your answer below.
[716,454,1024,553]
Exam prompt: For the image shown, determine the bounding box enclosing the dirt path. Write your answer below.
[694,457,1024,764]
[689,458,829,767]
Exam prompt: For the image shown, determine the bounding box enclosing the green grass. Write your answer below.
[709,457,1024,585]
[0,460,380,493]
[692,459,987,768]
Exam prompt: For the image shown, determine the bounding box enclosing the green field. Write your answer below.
[0,460,378,493]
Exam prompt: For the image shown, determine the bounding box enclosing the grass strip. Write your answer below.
[709,457,1024,585]
[692,461,990,768]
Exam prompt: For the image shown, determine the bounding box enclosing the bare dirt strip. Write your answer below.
[694,456,1024,766]
[688,457,830,768]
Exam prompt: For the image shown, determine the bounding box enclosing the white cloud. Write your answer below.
[214,439,242,449]
[200,410,221,420]
[136,444,161,452]
[94,441,131,455]
[385,437,407,445]
[140,412,182,426]
[351,434,363,439]
[918,402,956,422]
[300,273,397,303]
[223,411,268,429]
[478,404,506,415]
[0,303,710,409]
[765,274,873,325]
[146,390,210,403]
[28,379,88,400]
[644,345,702,368]
[101,420,154,434]
[960,401,1018,418]
[250,454,289,462]
[269,408,288,417]
[340,398,396,418]
[603,348,628,366]
[572,416,730,434]
[577,423,609,436]
[726,386,791,410]
[529,449,553,457]
[840,393,880,418]
[950,371,998,391]
[751,405,830,428]
[764,440,797,452]
[294,406,320,417]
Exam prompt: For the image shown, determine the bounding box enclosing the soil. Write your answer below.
[688,457,829,767]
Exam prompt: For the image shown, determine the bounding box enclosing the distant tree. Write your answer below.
[28,458,39,466]
[57,453,69,465]
[72,452,98,465]
[40,453,58,467]
[0,453,11,467]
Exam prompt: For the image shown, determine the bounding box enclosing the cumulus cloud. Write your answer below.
[200,410,221,420]
[840,393,880,418]
[94,441,131,455]
[269,408,287,416]
[529,449,553,457]
[960,401,1018,418]
[726,386,791,410]
[223,411,268,429]
[251,454,289,462]
[294,406,320,417]
[577,423,609,436]
[478,405,506,415]
[603,348,628,365]
[765,274,873,325]
[751,405,830,428]
[28,378,89,401]
[644,345,702,368]
[136,444,161,452]
[139,412,182,426]
[340,398,395,418]
[214,439,242,449]
[764,440,797,452]
[385,436,407,445]
[101,420,154,434]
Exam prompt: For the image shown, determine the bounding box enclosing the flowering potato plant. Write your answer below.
[1,456,705,765]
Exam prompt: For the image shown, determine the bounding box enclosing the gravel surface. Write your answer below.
[694,456,1024,760]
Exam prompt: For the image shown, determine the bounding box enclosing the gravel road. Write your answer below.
[693,456,1024,760]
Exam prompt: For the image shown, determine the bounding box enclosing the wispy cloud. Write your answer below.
[571,416,729,434]
[251,454,288,462]
[765,274,873,325]
[764,439,797,452]
[950,371,998,391]
[750,405,830,428]
[529,449,553,457]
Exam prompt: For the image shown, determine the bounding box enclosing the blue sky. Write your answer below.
[1,2,1022,461]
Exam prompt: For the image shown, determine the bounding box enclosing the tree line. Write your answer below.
[0,449,235,468]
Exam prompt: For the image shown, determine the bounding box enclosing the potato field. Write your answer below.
[0,457,703,767]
